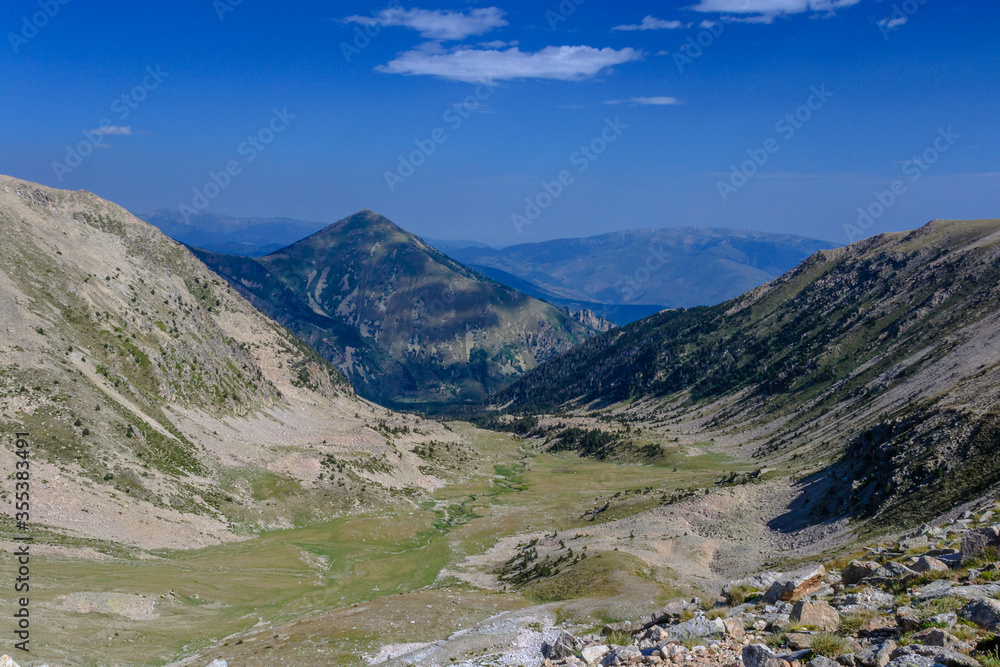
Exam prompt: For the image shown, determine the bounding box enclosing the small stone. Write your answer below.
[808,657,840,667]
[895,606,921,633]
[743,644,790,667]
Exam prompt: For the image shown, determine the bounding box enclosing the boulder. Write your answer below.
[842,561,881,586]
[959,598,1000,631]
[0,657,21,667]
[960,526,1000,564]
[883,656,938,667]
[207,662,227,667]
[895,606,921,633]
[786,632,816,650]
[911,556,951,573]
[910,628,973,653]
[809,657,840,667]
[542,631,584,660]
[644,598,702,628]
[581,644,610,665]
[763,565,827,603]
[721,616,745,639]
[832,587,894,611]
[927,613,958,629]
[904,646,980,667]
[607,645,643,665]
[743,644,791,667]
[861,562,918,586]
[792,600,840,631]
[601,620,644,636]
[856,640,897,667]
[661,616,726,642]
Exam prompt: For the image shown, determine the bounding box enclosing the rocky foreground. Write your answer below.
[536,504,1000,667]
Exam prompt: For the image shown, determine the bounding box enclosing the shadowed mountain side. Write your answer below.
[194,210,598,406]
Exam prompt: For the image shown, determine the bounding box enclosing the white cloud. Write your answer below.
[88,126,132,135]
[613,16,686,31]
[877,16,907,29]
[699,20,719,28]
[344,7,507,41]
[480,39,519,49]
[605,96,682,106]
[378,45,643,82]
[690,0,863,22]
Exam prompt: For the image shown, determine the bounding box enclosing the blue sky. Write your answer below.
[2,0,998,246]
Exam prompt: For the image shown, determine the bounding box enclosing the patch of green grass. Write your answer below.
[605,630,634,646]
[839,609,876,635]
[726,583,761,606]
[765,633,788,650]
[811,632,849,658]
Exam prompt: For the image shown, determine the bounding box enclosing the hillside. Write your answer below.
[498,219,1000,529]
[449,227,838,313]
[194,210,596,407]
[0,175,462,550]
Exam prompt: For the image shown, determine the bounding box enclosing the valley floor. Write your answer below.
[8,412,877,667]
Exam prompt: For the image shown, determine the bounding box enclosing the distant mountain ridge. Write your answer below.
[449,227,839,314]
[194,210,597,406]
[140,209,328,256]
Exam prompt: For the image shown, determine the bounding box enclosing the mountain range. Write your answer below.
[192,210,596,407]
[448,227,839,319]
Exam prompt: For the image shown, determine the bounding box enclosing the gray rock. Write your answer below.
[862,562,918,586]
[207,662,227,667]
[910,628,973,653]
[607,645,643,665]
[581,644,610,665]
[927,613,958,628]
[856,641,897,667]
[601,620,644,636]
[837,655,857,667]
[883,656,937,667]
[912,556,951,573]
[542,630,584,660]
[809,657,840,667]
[743,644,787,667]
[662,616,725,641]
[960,526,1000,564]
[959,598,1000,631]
[833,587,894,611]
[906,646,980,667]
[896,606,921,633]
[843,561,882,586]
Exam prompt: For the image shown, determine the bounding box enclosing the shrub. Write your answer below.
[604,630,633,646]
[726,583,761,606]
[811,632,849,658]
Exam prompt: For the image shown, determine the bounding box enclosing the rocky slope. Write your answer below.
[194,210,596,407]
[497,219,1000,531]
[0,175,461,550]
[449,227,837,314]
[524,500,1000,667]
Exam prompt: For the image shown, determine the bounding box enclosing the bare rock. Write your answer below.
[792,600,840,631]
[542,631,584,660]
[959,598,1000,631]
[744,644,791,667]
[581,644,610,665]
[896,606,921,633]
[843,561,881,586]
[764,565,827,603]
[911,556,951,573]
[961,526,1000,564]
[910,628,973,653]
